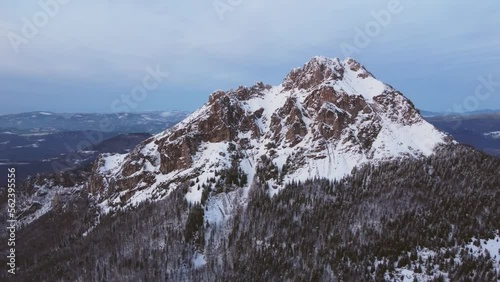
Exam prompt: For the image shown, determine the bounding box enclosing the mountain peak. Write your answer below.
[89,56,451,211]
[282,56,376,92]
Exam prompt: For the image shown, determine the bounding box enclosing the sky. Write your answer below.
[0,0,499,115]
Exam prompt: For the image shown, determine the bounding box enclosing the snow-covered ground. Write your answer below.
[383,236,500,282]
[467,235,500,273]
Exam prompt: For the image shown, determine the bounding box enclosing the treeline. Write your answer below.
[1,145,499,281]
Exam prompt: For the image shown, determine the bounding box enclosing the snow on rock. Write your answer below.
[99,153,128,175]
[18,184,84,226]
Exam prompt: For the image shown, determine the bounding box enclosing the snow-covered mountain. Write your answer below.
[90,57,451,212]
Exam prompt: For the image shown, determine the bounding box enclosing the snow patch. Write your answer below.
[192,253,207,268]
[99,153,127,175]
[467,235,500,272]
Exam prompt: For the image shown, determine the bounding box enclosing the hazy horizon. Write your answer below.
[2,106,500,117]
[1,0,499,114]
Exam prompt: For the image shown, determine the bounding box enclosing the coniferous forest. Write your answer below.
[1,145,499,281]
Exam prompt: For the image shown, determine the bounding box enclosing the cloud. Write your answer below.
[0,0,499,113]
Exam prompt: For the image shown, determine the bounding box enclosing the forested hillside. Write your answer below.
[2,145,499,281]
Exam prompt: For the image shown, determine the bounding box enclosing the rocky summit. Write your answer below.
[88,56,451,214]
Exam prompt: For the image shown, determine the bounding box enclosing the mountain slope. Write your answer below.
[3,145,499,282]
[91,57,451,213]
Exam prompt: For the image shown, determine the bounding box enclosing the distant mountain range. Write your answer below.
[3,108,498,135]
[0,111,190,186]
[0,131,153,187]
[424,111,500,157]
[420,109,500,117]
[0,111,190,134]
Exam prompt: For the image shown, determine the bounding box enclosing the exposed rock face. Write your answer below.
[88,56,450,210]
[283,57,344,90]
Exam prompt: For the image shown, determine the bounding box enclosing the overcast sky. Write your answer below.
[0,0,499,114]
